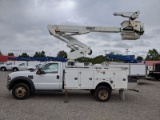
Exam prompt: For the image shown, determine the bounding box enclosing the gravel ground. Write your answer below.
[0,71,160,120]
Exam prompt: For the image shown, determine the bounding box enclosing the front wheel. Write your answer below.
[1,67,6,71]
[12,83,30,100]
[90,90,95,94]
[95,86,111,102]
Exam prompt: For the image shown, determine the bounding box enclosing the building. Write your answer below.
[0,55,67,62]
[145,61,160,71]
[105,54,140,63]
[0,55,16,62]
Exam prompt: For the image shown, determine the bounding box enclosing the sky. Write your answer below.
[0,0,160,58]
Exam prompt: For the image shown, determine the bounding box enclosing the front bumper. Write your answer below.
[6,80,10,90]
[6,84,9,90]
[6,76,11,90]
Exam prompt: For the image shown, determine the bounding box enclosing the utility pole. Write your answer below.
[125,49,130,55]
[104,50,107,62]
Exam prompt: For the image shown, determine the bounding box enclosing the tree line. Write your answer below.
[0,49,160,63]
[0,50,46,58]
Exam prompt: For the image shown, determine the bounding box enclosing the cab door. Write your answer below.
[18,63,26,70]
[34,63,61,90]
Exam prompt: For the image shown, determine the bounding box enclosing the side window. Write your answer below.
[19,63,25,66]
[7,63,12,65]
[41,63,58,73]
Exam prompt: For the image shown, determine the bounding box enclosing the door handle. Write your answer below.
[57,75,60,79]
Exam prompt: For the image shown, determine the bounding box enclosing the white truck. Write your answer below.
[0,61,28,71]
[0,61,43,71]
[0,62,15,71]
[7,61,131,102]
[108,63,147,80]
[6,11,144,102]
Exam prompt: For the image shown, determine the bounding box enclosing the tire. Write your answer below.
[13,68,18,72]
[28,68,34,71]
[12,83,30,100]
[155,77,160,81]
[90,90,95,94]
[1,67,6,71]
[94,86,111,102]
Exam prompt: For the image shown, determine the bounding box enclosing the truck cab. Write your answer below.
[34,62,64,90]
[7,62,64,99]
[0,62,14,71]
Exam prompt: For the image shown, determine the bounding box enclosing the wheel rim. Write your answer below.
[15,87,26,97]
[2,68,5,71]
[13,69,17,72]
[98,90,108,100]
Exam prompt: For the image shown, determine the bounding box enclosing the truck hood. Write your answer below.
[9,70,35,79]
[0,64,6,67]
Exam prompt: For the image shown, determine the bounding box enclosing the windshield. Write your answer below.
[19,63,25,66]
[31,63,45,72]
[41,63,58,73]
[36,64,43,68]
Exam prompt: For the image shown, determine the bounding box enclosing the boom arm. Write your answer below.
[48,11,144,60]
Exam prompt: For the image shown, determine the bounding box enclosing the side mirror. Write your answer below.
[36,68,45,75]
[36,66,39,69]
[36,69,41,75]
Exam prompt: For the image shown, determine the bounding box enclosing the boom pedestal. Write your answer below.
[119,89,125,100]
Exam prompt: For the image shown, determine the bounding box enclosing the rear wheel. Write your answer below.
[12,68,18,72]
[95,86,111,102]
[12,83,30,100]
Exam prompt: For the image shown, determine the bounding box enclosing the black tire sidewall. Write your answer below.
[13,68,18,72]
[1,67,6,71]
[95,86,111,102]
[90,90,95,94]
[12,83,30,100]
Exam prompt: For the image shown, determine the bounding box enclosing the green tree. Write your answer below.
[136,56,143,61]
[57,50,67,58]
[33,51,46,57]
[33,52,38,57]
[109,52,114,55]
[40,51,46,57]
[0,50,2,55]
[145,49,160,60]
[19,52,29,58]
[8,52,14,56]
[92,55,105,64]
[76,57,92,63]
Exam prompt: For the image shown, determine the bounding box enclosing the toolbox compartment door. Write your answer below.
[80,70,94,89]
[65,69,79,89]
[114,70,128,89]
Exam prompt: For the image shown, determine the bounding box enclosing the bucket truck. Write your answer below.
[7,11,144,102]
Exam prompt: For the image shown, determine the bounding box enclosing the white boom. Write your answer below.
[48,11,144,60]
